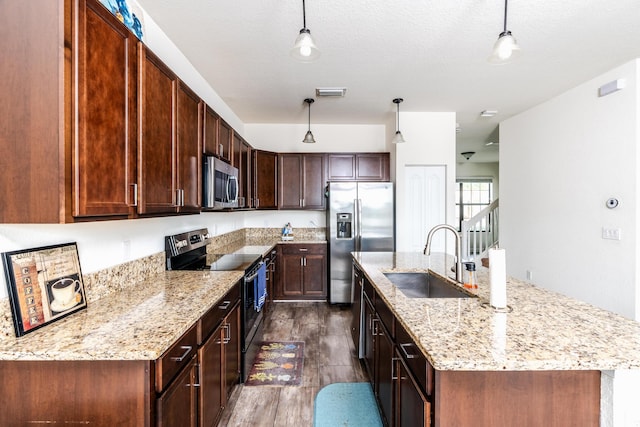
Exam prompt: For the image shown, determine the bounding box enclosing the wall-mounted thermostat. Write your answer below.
[606,198,619,209]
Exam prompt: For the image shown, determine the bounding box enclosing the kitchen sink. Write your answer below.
[383,272,475,299]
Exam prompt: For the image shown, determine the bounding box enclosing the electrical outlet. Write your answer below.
[602,227,621,240]
[526,270,533,281]
[122,240,131,261]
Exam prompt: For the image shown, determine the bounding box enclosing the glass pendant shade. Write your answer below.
[291,29,320,62]
[392,131,406,144]
[488,0,520,64]
[392,98,405,144]
[488,31,521,63]
[303,129,316,144]
[302,98,316,143]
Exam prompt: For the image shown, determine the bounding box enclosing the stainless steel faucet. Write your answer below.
[423,224,463,283]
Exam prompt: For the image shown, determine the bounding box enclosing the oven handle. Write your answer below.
[244,261,264,282]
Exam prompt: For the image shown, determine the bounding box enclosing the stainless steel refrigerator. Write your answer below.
[327,182,395,303]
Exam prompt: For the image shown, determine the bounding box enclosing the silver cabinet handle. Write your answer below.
[131,183,138,206]
[218,300,231,310]
[170,345,192,362]
[400,342,418,359]
[223,323,231,344]
[392,357,400,380]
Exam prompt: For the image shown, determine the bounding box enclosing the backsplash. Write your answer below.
[0,227,326,339]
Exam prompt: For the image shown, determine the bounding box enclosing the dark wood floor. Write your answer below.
[218,302,368,426]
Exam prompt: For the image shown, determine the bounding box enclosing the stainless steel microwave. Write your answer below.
[203,157,239,209]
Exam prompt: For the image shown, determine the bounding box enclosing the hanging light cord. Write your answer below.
[302,0,307,29]
[502,0,508,33]
[308,101,311,131]
[396,102,400,132]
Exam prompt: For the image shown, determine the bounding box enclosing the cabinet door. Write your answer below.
[202,105,219,155]
[302,254,327,297]
[253,150,278,209]
[327,154,356,181]
[279,254,304,297]
[241,140,253,208]
[176,82,202,212]
[218,119,233,163]
[224,303,241,398]
[351,265,363,355]
[362,294,375,383]
[199,325,224,427]
[278,154,303,209]
[396,353,430,427]
[157,356,198,427]
[138,47,177,215]
[176,82,201,213]
[356,153,390,181]
[302,154,326,209]
[74,0,137,218]
[375,318,394,427]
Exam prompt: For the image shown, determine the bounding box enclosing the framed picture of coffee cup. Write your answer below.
[2,242,87,337]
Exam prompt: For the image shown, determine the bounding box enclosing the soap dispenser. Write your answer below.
[463,262,477,289]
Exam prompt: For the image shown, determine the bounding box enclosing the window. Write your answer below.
[455,179,493,231]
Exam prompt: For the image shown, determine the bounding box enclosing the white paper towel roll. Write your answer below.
[489,248,507,308]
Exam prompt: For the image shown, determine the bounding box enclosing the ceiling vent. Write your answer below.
[316,87,347,97]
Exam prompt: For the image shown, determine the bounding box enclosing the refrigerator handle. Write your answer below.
[355,198,362,251]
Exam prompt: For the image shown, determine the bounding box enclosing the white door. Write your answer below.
[397,165,446,252]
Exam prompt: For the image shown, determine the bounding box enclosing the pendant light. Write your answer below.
[302,98,316,143]
[392,98,406,144]
[488,0,520,63]
[291,0,320,62]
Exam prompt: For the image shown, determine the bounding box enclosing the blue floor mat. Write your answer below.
[313,382,383,427]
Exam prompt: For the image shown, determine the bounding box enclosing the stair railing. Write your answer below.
[461,199,499,261]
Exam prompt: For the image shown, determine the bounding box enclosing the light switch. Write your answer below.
[602,227,621,240]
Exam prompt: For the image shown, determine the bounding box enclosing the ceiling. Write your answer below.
[135,0,640,162]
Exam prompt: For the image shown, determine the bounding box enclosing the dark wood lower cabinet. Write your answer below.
[275,244,327,300]
[352,264,600,427]
[157,356,198,427]
[375,317,394,426]
[396,352,430,427]
[199,302,240,427]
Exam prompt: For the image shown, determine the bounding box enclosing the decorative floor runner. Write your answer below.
[314,382,383,427]
[244,341,304,386]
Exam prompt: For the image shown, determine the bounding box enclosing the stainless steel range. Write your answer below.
[165,228,266,382]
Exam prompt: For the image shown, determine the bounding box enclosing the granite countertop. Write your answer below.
[352,251,640,372]
[0,270,243,361]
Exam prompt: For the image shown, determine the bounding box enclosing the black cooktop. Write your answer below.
[206,253,262,272]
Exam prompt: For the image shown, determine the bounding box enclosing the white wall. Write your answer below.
[500,59,639,320]
[141,8,243,133]
[394,112,457,251]
[244,123,386,152]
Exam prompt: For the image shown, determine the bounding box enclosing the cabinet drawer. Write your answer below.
[198,281,241,344]
[374,296,394,337]
[396,322,434,397]
[279,243,326,255]
[156,324,198,393]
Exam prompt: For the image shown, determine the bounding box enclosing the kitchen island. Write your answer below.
[352,251,640,426]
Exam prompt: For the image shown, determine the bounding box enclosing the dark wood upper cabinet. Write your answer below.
[137,46,178,215]
[233,132,252,209]
[74,0,138,218]
[176,82,202,213]
[252,150,278,209]
[218,120,233,164]
[202,105,232,164]
[278,153,326,210]
[138,48,202,215]
[1,0,141,223]
[327,153,390,182]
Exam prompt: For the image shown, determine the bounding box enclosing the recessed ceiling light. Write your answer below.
[316,87,347,97]
[480,110,498,117]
